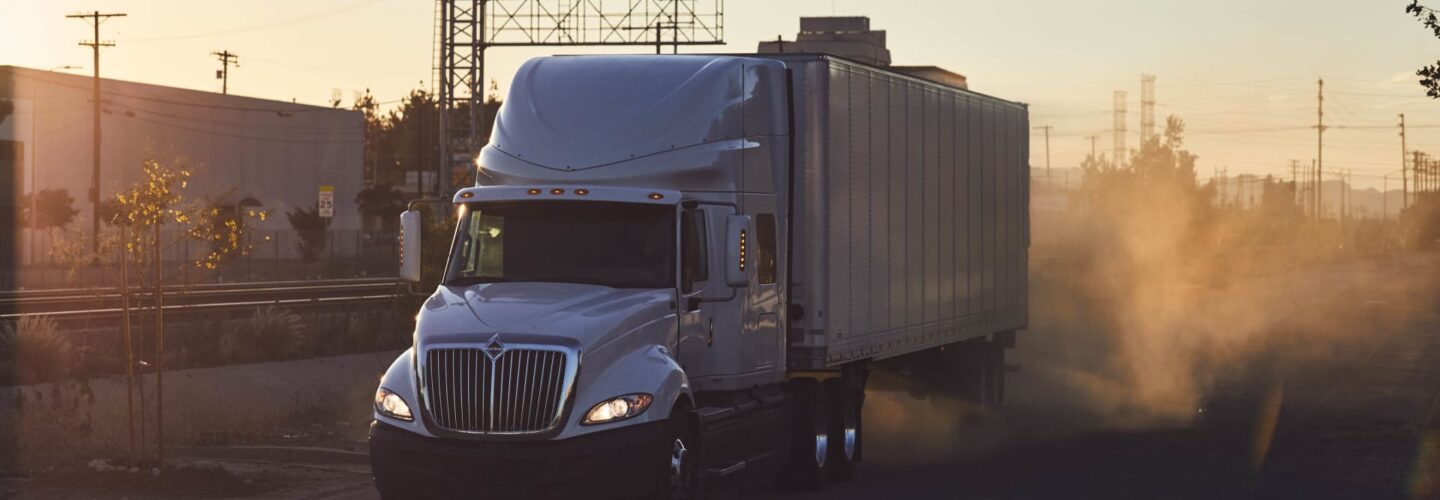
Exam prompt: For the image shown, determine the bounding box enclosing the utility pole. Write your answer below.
[1400,113,1409,212]
[1220,166,1228,207]
[1315,78,1326,221]
[1086,135,1098,161]
[1113,91,1127,166]
[67,10,126,254]
[1034,125,1053,185]
[211,50,238,94]
[1140,74,1157,143]
[1296,160,1307,207]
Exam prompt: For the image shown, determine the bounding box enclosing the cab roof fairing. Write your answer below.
[480,55,790,189]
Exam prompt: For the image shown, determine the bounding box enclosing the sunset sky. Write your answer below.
[3,0,1439,188]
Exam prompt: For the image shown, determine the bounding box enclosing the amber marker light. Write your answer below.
[648,193,664,200]
[459,191,474,199]
[527,188,542,195]
[551,188,565,195]
[574,188,590,196]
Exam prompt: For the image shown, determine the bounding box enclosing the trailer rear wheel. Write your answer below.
[781,378,830,490]
[823,378,860,481]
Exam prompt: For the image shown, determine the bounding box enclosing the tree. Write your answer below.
[286,205,331,261]
[355,183,406,232]
[1407,1,1440,97]
[21,188,79,230]
[357,85,503,191]
[50,152,264,470]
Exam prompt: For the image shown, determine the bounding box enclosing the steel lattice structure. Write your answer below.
[434,0,725,196]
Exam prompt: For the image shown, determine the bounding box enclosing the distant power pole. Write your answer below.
[1034,125,1053,185]
[1400,113,1409,211]
[1220,166,1228,206]
[67,10,126,254]
[1315,78,1326,221]
[1296,160,1307,207]
[1113,91,1128,165]
[1086,134,1099,161]
[212,50,239,94]
[1140,74,1157,143]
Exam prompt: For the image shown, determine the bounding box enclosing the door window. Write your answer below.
[755,213,777,285]
[681,209,709,293]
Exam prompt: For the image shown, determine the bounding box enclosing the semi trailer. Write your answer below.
[370,53,1029,498]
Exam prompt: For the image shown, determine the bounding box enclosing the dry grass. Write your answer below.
[0,315,73,384]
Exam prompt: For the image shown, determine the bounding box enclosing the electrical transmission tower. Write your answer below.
[434,0,726,198]
[1140,74,1156,144]
[1113,91,1127,165]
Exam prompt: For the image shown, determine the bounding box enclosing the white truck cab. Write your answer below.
[370,54,1029,499]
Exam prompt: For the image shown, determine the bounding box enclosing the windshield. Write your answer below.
[443,200,675,289]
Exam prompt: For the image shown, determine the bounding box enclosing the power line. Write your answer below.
[10,70,343,113]
[121,0,393,43]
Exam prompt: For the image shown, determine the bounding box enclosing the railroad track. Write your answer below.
[0,278,409,320]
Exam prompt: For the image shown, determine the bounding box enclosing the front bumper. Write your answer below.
[369,420,666,499]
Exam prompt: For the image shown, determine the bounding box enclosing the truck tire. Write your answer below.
[823,378,860,481]
[782,378,830,490]
[654,409,699,500]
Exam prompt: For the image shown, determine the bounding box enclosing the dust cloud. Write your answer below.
[1010,122,1440,431]
[863,119,1440,464]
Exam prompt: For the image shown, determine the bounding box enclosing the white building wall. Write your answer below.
[1,66,364,235]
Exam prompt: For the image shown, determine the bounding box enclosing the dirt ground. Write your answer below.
[4,252,1438,499]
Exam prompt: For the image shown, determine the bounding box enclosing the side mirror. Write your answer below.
[724,214,751,288]
[399,210,422,283]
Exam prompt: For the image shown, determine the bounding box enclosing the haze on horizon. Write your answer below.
[2,0,1438,190]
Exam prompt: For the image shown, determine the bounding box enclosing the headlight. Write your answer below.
[374,387,413,421]
[582,393,653,425]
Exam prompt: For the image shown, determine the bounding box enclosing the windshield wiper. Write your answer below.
[519,276,656,289]
[443,276,511,287]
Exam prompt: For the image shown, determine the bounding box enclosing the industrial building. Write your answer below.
[758,16,969,90]
[0,65,365,241]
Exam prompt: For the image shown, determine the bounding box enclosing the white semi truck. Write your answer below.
[370,53,1029,499]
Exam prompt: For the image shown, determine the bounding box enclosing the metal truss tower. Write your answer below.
[1140,74,1156,144]
[1113,90,1127,165]
[434,0,726,197]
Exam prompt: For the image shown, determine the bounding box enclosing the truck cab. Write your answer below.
[371,55,801,499]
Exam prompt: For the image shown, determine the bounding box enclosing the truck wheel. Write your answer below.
[782,378,830,490]
[823,378,860,481]
[655,409,699,500]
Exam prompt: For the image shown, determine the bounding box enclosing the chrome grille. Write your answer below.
[422,346,571,434]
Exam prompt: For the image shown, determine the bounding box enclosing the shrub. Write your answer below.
[219,306,306,363]
[0,316,73,384]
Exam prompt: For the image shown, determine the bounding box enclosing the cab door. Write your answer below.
[741,195,783,374]
[676,204,721,376]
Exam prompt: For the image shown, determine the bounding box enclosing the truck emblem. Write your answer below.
[483,334,506,361]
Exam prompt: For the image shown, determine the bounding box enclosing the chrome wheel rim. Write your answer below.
[842,407,858,459]
[814,412,829,468]
[669,437,688,487]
